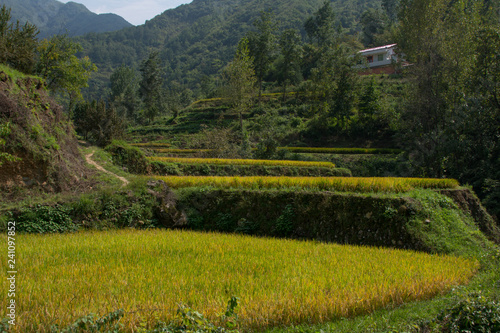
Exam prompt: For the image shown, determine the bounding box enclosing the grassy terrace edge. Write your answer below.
[149,156,336,168]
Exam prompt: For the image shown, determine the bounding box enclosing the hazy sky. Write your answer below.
[58,0,193,26]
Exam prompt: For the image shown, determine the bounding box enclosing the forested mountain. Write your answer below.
[75,0,382,98]
[0,0,132,39]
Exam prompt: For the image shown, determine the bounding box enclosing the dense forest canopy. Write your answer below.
[74,0,383,99]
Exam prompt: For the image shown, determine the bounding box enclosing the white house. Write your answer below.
[357,43,401,74]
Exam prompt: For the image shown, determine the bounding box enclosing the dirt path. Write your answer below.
[85,150,130,187]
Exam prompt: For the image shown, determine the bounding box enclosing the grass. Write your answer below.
[152,176,460,193]
[0,229,479,332]
[149,157,336,168]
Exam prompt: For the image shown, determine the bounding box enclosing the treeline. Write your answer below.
[92,1,399,130]
[0,5,96,107]
[77,0,384,100]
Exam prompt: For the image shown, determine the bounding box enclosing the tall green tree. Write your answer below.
[0,5,39,73]
[360,9,386,47]
[247,11,278,105]
[302,0,339,79]
[139,51,164,123]
[397,0,483,177]
[382,0,399,24]
[277,29,303,102]
[304,0,337,48]
[36,34,97,110]
[109,64,139,120]
[397,0,500,217]
[222,38,257,132]
[73,100,124,147]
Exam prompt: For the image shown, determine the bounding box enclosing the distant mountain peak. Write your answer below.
[0,0,133,38]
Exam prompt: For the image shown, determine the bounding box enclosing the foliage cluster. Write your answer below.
[0,228,479,331]
[434,292,500,333]
[11,205,77,234]
[0,65,88,191]
[1,178,167,233]
[0,122,19,166]
[104,140,152,174]
[395,0,500,219]
[0,5,97,108]
[73,100,125,147]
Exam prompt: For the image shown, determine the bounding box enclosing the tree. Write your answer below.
[222,38,257,132]
[360,9,386,47]
[357,78,382,136]
[382,0,399,24]
[247,11,278,105]
[35,34,97,110]
[397,0,483,177]
[109,64,139,120]
[302,0,339,79]
[73,100,124,147]
[139,51,164,123]
[310,43,359,132]
[277,29,303,102]
[304,0,337,48]
[397,0,500,218]
[0,5,39,73]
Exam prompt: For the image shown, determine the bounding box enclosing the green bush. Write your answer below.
[274,204,295,237]
[14,205,77,234]
[436,292,500,333]
[50,309,124,333]
[105,140,151,174]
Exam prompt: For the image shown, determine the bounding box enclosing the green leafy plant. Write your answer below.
[150,297,239,333]
[50,309,124,333]
[14,205,77,234]
[274,204,295,237]
[436,292,500,332]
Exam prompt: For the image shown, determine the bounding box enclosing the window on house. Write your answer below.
[367,56,373,63]
[378,54,384,62]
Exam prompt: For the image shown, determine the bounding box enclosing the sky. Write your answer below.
[58,0,193,26]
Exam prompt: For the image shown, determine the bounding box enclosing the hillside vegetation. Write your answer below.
[0,65,93,196]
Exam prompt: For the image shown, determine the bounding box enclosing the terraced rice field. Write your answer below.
[149,156,336,168]
[153,176,460,193]
[0,229,478,331]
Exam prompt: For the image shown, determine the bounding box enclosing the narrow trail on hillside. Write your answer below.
[85,150,130,187]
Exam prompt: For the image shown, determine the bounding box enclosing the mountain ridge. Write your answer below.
[0,0,133,38]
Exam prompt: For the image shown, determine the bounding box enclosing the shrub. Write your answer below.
[13,205,77,234]
[105,140,151,174]
[436,292,500,333]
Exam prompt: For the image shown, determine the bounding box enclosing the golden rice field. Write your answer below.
[0,229,478,331]
[149,156,336,168]
[153,176,460,192]
[152,148,211,154]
